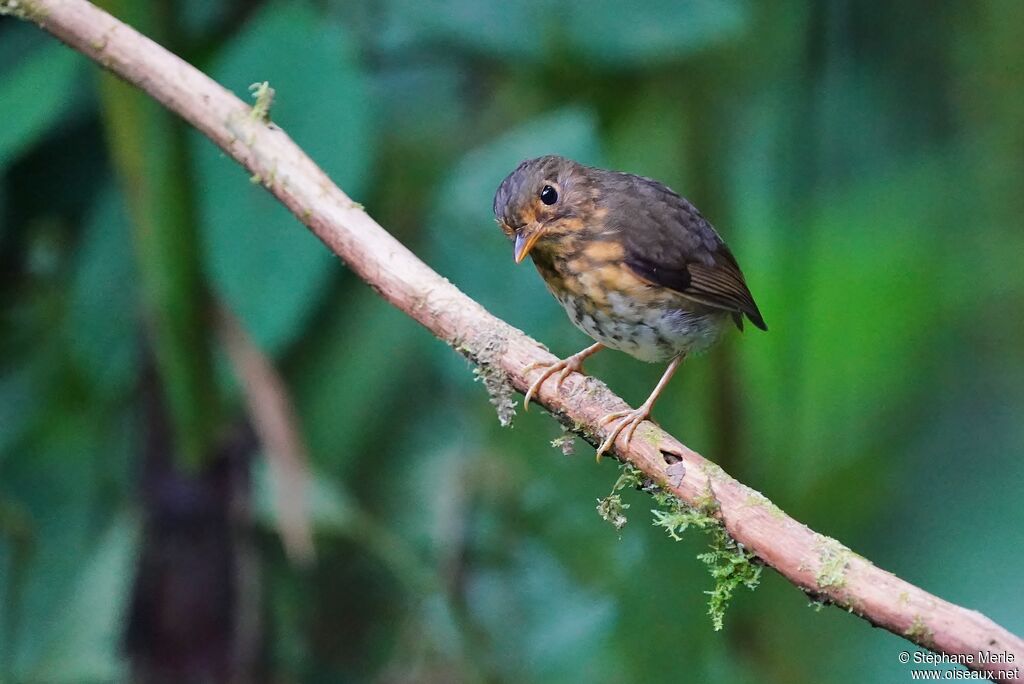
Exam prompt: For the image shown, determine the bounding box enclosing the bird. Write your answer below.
[493,155,766,461]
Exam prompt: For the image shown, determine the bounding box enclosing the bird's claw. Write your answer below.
[594,407,651,462]
[523,356,585,411]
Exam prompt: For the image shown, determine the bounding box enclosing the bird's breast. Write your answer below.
[532,244,728,362]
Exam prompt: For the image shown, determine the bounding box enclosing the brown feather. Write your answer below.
[597,170,767,331]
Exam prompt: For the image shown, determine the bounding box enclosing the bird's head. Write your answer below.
[493,155,596,264]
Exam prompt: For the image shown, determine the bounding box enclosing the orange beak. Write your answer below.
[513,225,545,264]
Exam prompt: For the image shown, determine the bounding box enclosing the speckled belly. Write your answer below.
[553,288,728,362]
[531,243,730,362]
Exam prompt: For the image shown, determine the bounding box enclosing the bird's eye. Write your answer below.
[539,185,558,205]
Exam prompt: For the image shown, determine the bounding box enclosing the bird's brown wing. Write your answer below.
[604,172,767,330]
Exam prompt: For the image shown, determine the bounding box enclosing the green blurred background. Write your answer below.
[2,0,1023,682]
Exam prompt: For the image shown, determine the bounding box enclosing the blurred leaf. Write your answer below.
[566,0,749,66]
[25,513,138,683]
[67,187,139,399]
[890,402,1024,630]
[0,364,39,459]
[179,0,232,38]
[381,0,748,66]
[371,63,467,143]
[0,22,44,66]
[739,159,952,498]
[467,542,615,681]
[0,43,79,167]
[289,290,423,472]
[195,2,374,354]
[605,84,690,192]
[1,414,111,678]
[379,0,544,61]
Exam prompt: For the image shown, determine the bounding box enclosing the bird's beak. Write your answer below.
[513,224,545,264]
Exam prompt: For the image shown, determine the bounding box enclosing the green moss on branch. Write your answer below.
[598,464,762,630]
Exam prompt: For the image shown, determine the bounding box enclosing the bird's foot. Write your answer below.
[594,406,654,462]
[523,351,591,411]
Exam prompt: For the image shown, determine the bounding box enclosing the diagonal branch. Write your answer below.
[8,0,1022,678]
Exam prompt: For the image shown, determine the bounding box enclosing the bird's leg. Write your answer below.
[523,342,605,411]
[595,354,686,462]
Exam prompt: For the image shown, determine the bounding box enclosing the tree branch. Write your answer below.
[9,0,1022,678]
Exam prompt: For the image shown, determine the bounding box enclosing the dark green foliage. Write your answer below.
[1,1,1023,682]
[195,2,374,353]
